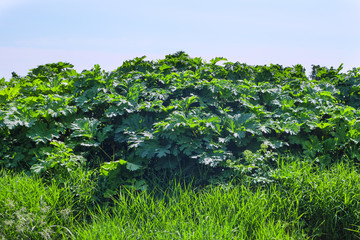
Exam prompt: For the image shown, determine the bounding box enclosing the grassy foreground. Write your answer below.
[1,160,360,240]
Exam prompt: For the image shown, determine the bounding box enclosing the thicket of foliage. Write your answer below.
[1,52,360,239]
[0,52,360,195]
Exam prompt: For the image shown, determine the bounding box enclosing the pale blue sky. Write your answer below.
[1,0,359,80]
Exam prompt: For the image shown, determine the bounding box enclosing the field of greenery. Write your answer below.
[1,51,360,239]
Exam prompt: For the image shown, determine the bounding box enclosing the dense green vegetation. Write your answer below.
[1,52,360,239]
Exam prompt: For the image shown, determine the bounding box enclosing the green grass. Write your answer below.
[74,183,306,240]
[0,167,96,240]
[0,170,77,239]
[273,161,360,239]
[1,160,360,239]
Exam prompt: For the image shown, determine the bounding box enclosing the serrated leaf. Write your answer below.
[97,125,114,142]
[258,124,270,134]
[27,121,60,143]
[71,118,100,139]
[30,163,46,174]
[234,130,246,139]
[100,159,127,176]
[126,162,143,171]
[156,145,171,158]
[210,57,227,65]
[317,122,333,129]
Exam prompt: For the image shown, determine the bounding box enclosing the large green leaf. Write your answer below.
[26,121,60,143]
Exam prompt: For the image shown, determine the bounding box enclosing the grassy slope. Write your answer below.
[1,160,360,240]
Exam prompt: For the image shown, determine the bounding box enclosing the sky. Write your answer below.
[1,0,359,80]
